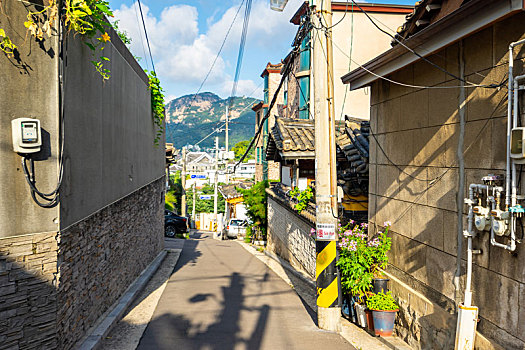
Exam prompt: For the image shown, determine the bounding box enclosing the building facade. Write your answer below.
[343,1,525,348]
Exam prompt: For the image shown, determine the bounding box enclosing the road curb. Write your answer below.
[75,249,168,350]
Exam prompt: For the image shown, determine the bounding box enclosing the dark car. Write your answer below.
[164,210,189,237]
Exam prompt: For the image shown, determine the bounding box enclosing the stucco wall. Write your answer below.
[267,195,315,278]
[368,13,525,349]
[60,28,165,228]
[0,1,60,238]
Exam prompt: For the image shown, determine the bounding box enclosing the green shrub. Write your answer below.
[366,291,399,311]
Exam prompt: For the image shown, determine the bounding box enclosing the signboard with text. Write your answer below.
[191,174,207,179]
[199,195,213,200]
[316,223,336,241]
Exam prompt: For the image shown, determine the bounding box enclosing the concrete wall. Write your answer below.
[60,27,165,228]
[0,3,165,349]
[368,13,525,349]
[267,195,315,278]
[0,1,59,238]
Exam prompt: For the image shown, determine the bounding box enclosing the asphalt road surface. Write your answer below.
[137,231,353,350]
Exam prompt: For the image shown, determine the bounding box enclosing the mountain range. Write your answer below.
[165,92,259,149]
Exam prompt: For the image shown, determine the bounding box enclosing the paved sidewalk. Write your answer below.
[100,238,184,350]
[137,231,353,350]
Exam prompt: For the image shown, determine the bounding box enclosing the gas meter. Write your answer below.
[473,206,491,231]
[11,118,41,154]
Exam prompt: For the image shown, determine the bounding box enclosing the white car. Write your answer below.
[225,218,247,238]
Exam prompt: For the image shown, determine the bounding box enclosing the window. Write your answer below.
[263,75,269,104]
[283,77,288,106]
[298,76,310,119]
[299,33,310,72]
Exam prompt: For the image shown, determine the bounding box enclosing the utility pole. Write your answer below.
[225,104,229,154]
[225,105,230,184]
[311,0,340,332]
[192,183,196,225]
[213,136,219,237]
[181,147,187,217]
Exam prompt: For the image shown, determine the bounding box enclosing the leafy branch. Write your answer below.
[289,186,314,214]
[147,71,165,146]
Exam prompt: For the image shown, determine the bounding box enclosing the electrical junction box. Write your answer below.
[511,127,525,164]
[11,118,41,154]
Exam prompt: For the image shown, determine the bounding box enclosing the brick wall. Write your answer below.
[0,232,58,350]
[369,13,525,349]
[57,177,164,349]
[267,195,315,278]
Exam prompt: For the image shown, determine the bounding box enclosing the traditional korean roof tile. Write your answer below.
[267,117,315,160]
[218,182,253,200]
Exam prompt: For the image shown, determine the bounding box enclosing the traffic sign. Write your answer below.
[199,195,213,200]
[191,174,207,179]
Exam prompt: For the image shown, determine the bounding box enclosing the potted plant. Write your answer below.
[369,222,392,294]
[366,291,399,337]
[336,221,374,328]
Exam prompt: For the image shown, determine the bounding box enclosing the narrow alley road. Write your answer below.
[137,231,353,350]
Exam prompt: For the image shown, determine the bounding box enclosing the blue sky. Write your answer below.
[108,0,416,102]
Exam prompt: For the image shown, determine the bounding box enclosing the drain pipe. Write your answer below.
[454,40,466,306]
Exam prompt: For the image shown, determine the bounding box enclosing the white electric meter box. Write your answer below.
[511,127,525,164]
[11,118,41,154]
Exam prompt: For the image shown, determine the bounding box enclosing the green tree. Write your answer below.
[166,171,183,213]
[238,181,268,240]
[187,183,225,215]
[233,140,255,161]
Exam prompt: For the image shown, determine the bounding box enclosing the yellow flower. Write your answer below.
[100,32,110,42]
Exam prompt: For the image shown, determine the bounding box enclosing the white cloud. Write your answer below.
[220,79,261,98]
[113,0,303,96]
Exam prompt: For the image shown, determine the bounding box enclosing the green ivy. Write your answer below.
[147,71,166,145]
[366,291,399,311]
[289,186,314,214]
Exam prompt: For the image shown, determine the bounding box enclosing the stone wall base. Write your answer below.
[267,196,315,278]
[385,267,523,350]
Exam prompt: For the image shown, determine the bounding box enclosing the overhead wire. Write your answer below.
[190,0,247,105]
[227,0,253,115]
[136,0,155,73]
[132,0,150,70]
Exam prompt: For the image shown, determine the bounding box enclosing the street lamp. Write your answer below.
[270,0,289,11]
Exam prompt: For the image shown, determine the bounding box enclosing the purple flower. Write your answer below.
[310,228,316,236]
[383,221,392,227]
[348,240,357,251]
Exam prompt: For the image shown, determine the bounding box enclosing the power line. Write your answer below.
[228,0,253,113]
[192,0,247,103]
[136,0,155,72]
[341,0,504,89]
[133,1,150,70]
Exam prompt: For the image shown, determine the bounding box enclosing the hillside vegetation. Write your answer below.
[165,92,260,148]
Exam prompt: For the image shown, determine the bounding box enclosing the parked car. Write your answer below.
[225,218,247,239]
[164,210,189,237]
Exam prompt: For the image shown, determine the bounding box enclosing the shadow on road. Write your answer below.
[137,272,270,350]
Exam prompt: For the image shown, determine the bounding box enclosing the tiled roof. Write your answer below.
[218,182,253,199]
[271,117,315,153]
[392,0,462,46]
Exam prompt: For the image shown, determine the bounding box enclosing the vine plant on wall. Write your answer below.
[0,0,166,144]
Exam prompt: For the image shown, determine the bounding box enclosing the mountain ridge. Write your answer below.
[165,92,260,149]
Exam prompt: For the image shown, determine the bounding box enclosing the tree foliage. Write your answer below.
[187,184,225,214]
[238,181,268,238]
[232,140,255,161]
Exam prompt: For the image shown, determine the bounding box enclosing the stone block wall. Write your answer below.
[368,13,525,349]
[267,195,315,278]
[57,177,164,349]
[0,232,58,350]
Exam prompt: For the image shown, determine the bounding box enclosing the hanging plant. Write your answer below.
[147,70,165,146]
[2,0,115,79]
